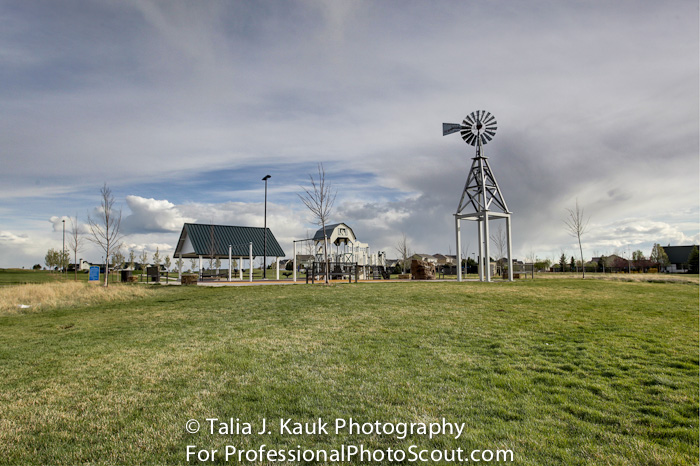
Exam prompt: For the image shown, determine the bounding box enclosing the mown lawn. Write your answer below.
[0,280,697,465]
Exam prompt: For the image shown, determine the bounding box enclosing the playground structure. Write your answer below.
[293,223,388,282]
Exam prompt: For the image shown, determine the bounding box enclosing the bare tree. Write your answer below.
[564,199,590,279]
[164,255,171,274]
[67,214,84,281]
[490,224,507,274]
[153,247,161,268]
[650,243,670,272]
[304,230,315,256]
[111,243,126,273]
[461,242,470,273]
[128,249,135,270]
[87,184,123,287]
[206,224,218,272]
[525,249,536,265]
[394,233,412,274]
[298,163,337,284]
[140,249,149,281]
[45,248,59,272]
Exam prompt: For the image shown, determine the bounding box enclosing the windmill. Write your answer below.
[444,110,513,282]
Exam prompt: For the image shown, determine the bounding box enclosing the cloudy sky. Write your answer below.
[1,0,698,268]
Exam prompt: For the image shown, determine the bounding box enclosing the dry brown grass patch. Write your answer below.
[0,281,151,315]
[532,272,698,284]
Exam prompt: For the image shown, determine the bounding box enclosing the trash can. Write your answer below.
[120,270,132,282]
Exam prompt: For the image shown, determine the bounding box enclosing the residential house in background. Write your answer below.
[411,254,438,264]
[661,245,699,273]
[433,254,457,265]
[295,254,315,270]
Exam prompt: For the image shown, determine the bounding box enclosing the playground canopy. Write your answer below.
[313,223,357,245]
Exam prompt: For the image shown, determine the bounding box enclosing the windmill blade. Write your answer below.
[461,131,476,145]
[466,132,478,146]
[483,114,496,126]
[443,123,463,136]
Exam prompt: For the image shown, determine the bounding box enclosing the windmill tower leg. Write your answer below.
[506,216,513,282]
[484,211,491,282]
[477,218,484,281]
[455,216,462,282]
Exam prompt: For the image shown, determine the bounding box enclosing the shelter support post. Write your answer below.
[276,257,279,280]
[293,242,297,283]
[178,253,182,281]
[228,245,232,282]
[249,242,253,282]
[199,255,202,280]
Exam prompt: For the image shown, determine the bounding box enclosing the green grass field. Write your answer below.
[0,268,71,285]
[1,279,697,465]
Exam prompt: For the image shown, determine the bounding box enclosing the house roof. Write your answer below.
[662,245,698,265]
[174,223,285,258]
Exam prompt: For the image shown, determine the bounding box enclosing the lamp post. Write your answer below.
[262,175,271,279]
[62,219,66,275]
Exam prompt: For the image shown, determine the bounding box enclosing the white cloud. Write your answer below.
[121,196,196,234]
[0,231,30,244]
[586,218,700,252]
[0,230,55,268]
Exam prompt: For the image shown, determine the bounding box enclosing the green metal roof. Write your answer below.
[174,223,285,258]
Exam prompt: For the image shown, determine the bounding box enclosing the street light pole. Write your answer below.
[62,219,66,275]
[262,175,271,279]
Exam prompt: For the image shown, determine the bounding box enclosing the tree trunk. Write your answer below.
[104,257,110,287]
[322,223,329,284]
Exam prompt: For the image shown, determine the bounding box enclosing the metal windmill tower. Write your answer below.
[443,110,513,282]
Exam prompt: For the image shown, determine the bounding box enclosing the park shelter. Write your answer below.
[173,223,285,280]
